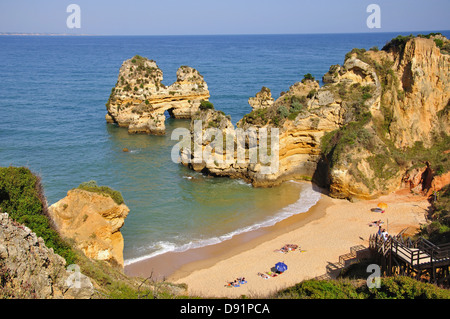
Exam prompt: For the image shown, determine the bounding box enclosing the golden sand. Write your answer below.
[125,186,429,298]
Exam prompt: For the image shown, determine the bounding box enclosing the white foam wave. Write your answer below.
[235,179,252,186]
[124,182,321,266]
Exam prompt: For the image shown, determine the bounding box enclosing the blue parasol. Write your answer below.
[275,262,288,272]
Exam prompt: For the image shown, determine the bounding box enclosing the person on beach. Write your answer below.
[369,220,383,227]
[258,272,269,279]
[381,229,389,241]
[377,226,383,236]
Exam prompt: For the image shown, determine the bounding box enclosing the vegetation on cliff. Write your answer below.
[0,166,187,299]
[224,33,449,198]
[71,248,188,299]
[76,180,124,205]
[317,33,450,198]
[105,56,210,135]
[419,184,450,245]
[0,166,76,264]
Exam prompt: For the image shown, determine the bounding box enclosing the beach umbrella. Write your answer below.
[275,262,288,272]
[377,202,388,210]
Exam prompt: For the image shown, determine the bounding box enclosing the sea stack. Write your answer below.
[48,187,130,268]
[105,55,210,135]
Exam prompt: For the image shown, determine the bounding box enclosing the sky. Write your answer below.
[0,0,449,35]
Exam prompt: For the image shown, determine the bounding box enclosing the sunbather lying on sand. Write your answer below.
[258,272,270,279]
[274,244,299,253]
[368,220,384,227]
[224,280,240,287]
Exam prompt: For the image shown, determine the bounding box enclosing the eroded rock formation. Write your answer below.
[105,55,210,135]
[248,86,274,110]
[180,35,450,199]
[48,189,129,268]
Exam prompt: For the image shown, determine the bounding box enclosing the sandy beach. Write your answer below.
[125,185,430,298]
[172,190,429,298]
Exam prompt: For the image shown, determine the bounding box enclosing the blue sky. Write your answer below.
[1,0,449,35]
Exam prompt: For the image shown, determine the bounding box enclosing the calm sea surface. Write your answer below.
[1,32,448,263]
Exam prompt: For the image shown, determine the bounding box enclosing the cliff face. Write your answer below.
[181,35,450,199]
[48,189,129,268]
[105,55,210,135]
[321,35,450,199]
[0,213,93,299]
[381,35,450,148]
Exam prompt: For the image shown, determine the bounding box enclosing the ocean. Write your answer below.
[1,32,448,264]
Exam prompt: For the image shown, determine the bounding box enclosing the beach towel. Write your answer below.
[266,271,280,277]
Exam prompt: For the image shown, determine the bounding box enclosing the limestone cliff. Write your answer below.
[181,34,450,199]
[105,55,210,135]
[48,187,129,268]
[0,212,94,299]
[320,34,450,199]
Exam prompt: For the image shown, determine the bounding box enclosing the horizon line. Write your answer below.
[1,29,449,37]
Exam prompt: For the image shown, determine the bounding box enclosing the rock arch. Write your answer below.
[105,56,210,135]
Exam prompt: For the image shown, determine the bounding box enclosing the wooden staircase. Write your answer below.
[369,232,450,284]
[314,244,370,280]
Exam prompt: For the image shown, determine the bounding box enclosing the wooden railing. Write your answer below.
[369,233,450,270]
[415,238,450,261]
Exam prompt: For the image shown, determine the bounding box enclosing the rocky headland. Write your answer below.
[105,55,210,135]
[177,34,450,200]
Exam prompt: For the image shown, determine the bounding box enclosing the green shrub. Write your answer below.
[199,100,214,110]
[241,107,269,125]
[434,38,444,48]
[419,184,450,244]
[77,181,124,205]
[0,167,76,264]
[417,32,442,39]
[345,48,367,61]
[287,111,300,121]
[382,34,414,53]
[302,73,315,83]
[291,98,304,112]
[276,279,363,299]
[307,89,316,99]
[362,92,372,101]
[277,105,289,119]
[368,276,450,299]
[275,276,450,299]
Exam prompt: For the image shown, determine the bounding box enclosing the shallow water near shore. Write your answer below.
[1,32,448,265]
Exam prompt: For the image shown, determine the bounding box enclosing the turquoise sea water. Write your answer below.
[1,32,448,263]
